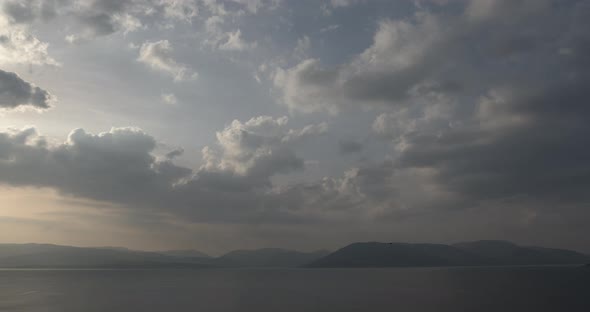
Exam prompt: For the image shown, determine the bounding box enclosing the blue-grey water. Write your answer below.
[1,266,588,312]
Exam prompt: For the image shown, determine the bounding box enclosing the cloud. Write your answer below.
[0,0,60,25]
[161,93,178,105]
[1,0,590,251]
[0,30,58,66]
[273,0,565,113]
[353,0,590,215]
[272,13,449,113]
[395,81,590,203]
[138,40,197,81]
[0,116,331,223]
[202,0,281,16]
[321,0,365,15]
[159,0,199,23]
[329,0,363,8]
[165,147,184,159]
[338,139,363,154]
[203,17,257,52]
[203,116,325,179]
[0,16,59,66]
[292,36,311,60]
[218,29,257,51]
[1,0,268,50]
[268,0,590,231]
[465,0,550,22]
[0,126,190,207]
[319,24,340,33]
[281,122,328,143]
[0,69,54,110]
[0,0,201,43]
[273,59,341,114]
[2,0,146,43]
[65,12,144,43]
[231,0,283,13]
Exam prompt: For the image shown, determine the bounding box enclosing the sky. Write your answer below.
[0,0,589,255]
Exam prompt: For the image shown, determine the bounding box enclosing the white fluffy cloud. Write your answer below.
[202,116,326,178]
[0,16,59,66]
[138,40,197,81]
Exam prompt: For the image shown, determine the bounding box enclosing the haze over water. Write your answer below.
[1,267,589,312]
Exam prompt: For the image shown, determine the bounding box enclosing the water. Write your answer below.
[1,266,588,312]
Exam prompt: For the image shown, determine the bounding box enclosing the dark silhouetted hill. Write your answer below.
[307,242,488,268]
[3,241,587,269]
[0,244,328,268]
[308,241,589,268]
[452,240,590,265]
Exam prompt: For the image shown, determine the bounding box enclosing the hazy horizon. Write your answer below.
[1,0,590,256]
[2,238,588,258]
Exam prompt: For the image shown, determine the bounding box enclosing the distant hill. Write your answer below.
[0,244,328,268]
[159,250,211,259]
[0,244,210,268]
[308,241,590,268]
[453,240,590,265]
[3,241,587,269]
[307,242,489,268]
[216,248,330,267]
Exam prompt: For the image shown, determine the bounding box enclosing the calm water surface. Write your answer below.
[1,267,588,312]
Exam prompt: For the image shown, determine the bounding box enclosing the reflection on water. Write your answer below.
[1,267,589,312]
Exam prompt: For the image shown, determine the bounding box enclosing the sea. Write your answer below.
[1,266,588,312]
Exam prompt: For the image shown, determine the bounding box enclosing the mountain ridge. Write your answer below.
[0,243,328,268]
[308,240,590,268]
[1,241,588,269]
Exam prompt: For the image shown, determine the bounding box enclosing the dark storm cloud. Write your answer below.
[273,0,590,228]
[399,80,590,202]
[273,0,576,113]
[374,1,590,207]
[0,69,53,110]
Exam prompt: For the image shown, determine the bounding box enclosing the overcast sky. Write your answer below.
[1,0,589,255]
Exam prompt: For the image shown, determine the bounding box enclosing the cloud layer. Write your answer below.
[0,117,331,223]
[1,0,590,252]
